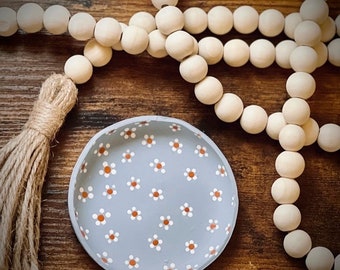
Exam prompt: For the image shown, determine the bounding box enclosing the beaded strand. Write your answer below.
[0,1,340,269]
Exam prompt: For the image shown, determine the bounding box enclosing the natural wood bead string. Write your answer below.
[0,0,339,269]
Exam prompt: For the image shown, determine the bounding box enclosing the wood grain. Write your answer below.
[0,0,339,269]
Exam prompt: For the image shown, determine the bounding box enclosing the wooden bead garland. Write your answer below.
[0,0,339,269]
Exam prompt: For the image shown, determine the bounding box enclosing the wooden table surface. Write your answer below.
[0,0,339,269]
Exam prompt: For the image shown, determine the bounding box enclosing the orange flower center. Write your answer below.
[188,171,195,178]
[147,138,153,144]
[153,191,159,197]
[107,188,113,195]
[131,181,137,187]
[210,249,217,255]
[126,130,132,136]
[125,153,131,159]
[109,234,115,240]
[184,207,190,213]
[210,223,217,229]
[98,146,105,154]
[129,259,136,266]
[200,148,205,155]
[188,243,195,250]
[173,142,179,148]
[104,166,111,174]
[82,191,88,198]
[163,219,169,225]
[97,214,105,222]
[156,163,162,169]
[152,239,159,246]
[132,211,138,217]
[102,257,108,264]
[214,191,221,197]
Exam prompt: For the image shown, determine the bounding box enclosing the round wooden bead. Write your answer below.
[320,17,336,43]
[284,230,312,258]
[271,177,300,204]
[259,9,284,37]
[183,7,207,34]
[194,76,223,105]
[64,55,93,84]
[147,29,168,58]
[335,254,340,270]
[95,17,122,47]
[155,6,184,35]
[179,55,208,83]
[336,15,340,36]
[214,93,244,123]
[198,37,223,65]
[83,39,113,67]
[266,112,287,140]
[282,97,310,125]
[279,124,306,151]
[121,25,149,55]
[129,11,156,33]
[17,3,44,33]
[233,5,259,34]
[112,23,127,51]
[317,123,340,152]
[68,12,96,41]
[328,38,340,67]
[275,40,297,69]
[273,204,301,232]
[300,0,329,25]
[294,20,321,47]
[223,39,250,67]
[275,151,305,178]
[286,72,316,99]
[290,46,318,73]
[284,12,302,40]
[313,42,328,68]
[165,30,195,61]
[240,105,268,134]
[249,39,275,68]
[305,247,334,270]
[151,0,178,10]
[0,7,18,37]
[207,6,233,35]
[301,118,319,146]
[43,5,70,35]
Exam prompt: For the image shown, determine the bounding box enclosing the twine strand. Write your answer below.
[0,74,78,270]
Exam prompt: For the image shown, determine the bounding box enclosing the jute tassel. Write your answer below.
[0,74,78,270]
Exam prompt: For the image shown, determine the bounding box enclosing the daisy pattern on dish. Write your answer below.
[206,219,219,233]
[137,120,150,127]
[195,145,208,157]
[142,134,156,148]
[127,177,141,191]
[105,229,119,243]
[163,263,177,270]
[79,226,89,240]
[121,149,135,163]
[149,158,166,174]
[159,215,173,230]
[78,186,94,203]
[204,245,220,258]
[169,123,181,132]
[102,184,117,199]
[184,168,197,181]
[180,202,193,217]
[169,138,183,154]
[120,127,136,139]
[185,240,198,254]
[148,234,163,251]
[216,164,227,177]
[125,255,140,269]
[96,252,113,265]
[127,207,142,221]
[94,142,110,157]
[149,188,164,201]
[99,161,116,178]
[92,208,111,226]
[210,188,223,202]
[80,161,88,173]
[186,265,198,270]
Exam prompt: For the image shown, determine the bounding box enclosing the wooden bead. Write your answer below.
[286,72,316,99]
[301,118,319,146]
[279,124,306,151]
[83,39,112,67]
[328,38,340,67]
[64,55,93,84]
[320,17,336,43]
[275,40,297,69]
[336,15,340,37]
[179,55,208,83]
[147,29,168,58]
[165,30,195,61]
[121,25,149,55]
[183,7,207,34]
[95,17,122,47]
[282,97,310,125]
[259,9,284,37]
[275,151,305,179]
[207,6,233,35]
[155,6,184,35]
[240,105,268,134]
[284,12,302,40]
[317,123,340,152]
[198,37,223,65]
[306,247,335,270]
[290,46,318,73]
[214,93,244,123]
[233,5,259,34]
[223,39,249,67]
[151,0,178,10]
[273,204,301,232]
[194,76,223,105]
[300,0,329,25]
[0,7,18,37]
[68,12,96,41]
[284,230,312,258]
[129,11,156,33]
[17,3,44,33]
[294,20,321,47]
[249,39,275,68]
[313,42,328,68]
[112,23,127,51]
[43,5,70,35]
[266,112,287,140]
[271,177,300,204]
